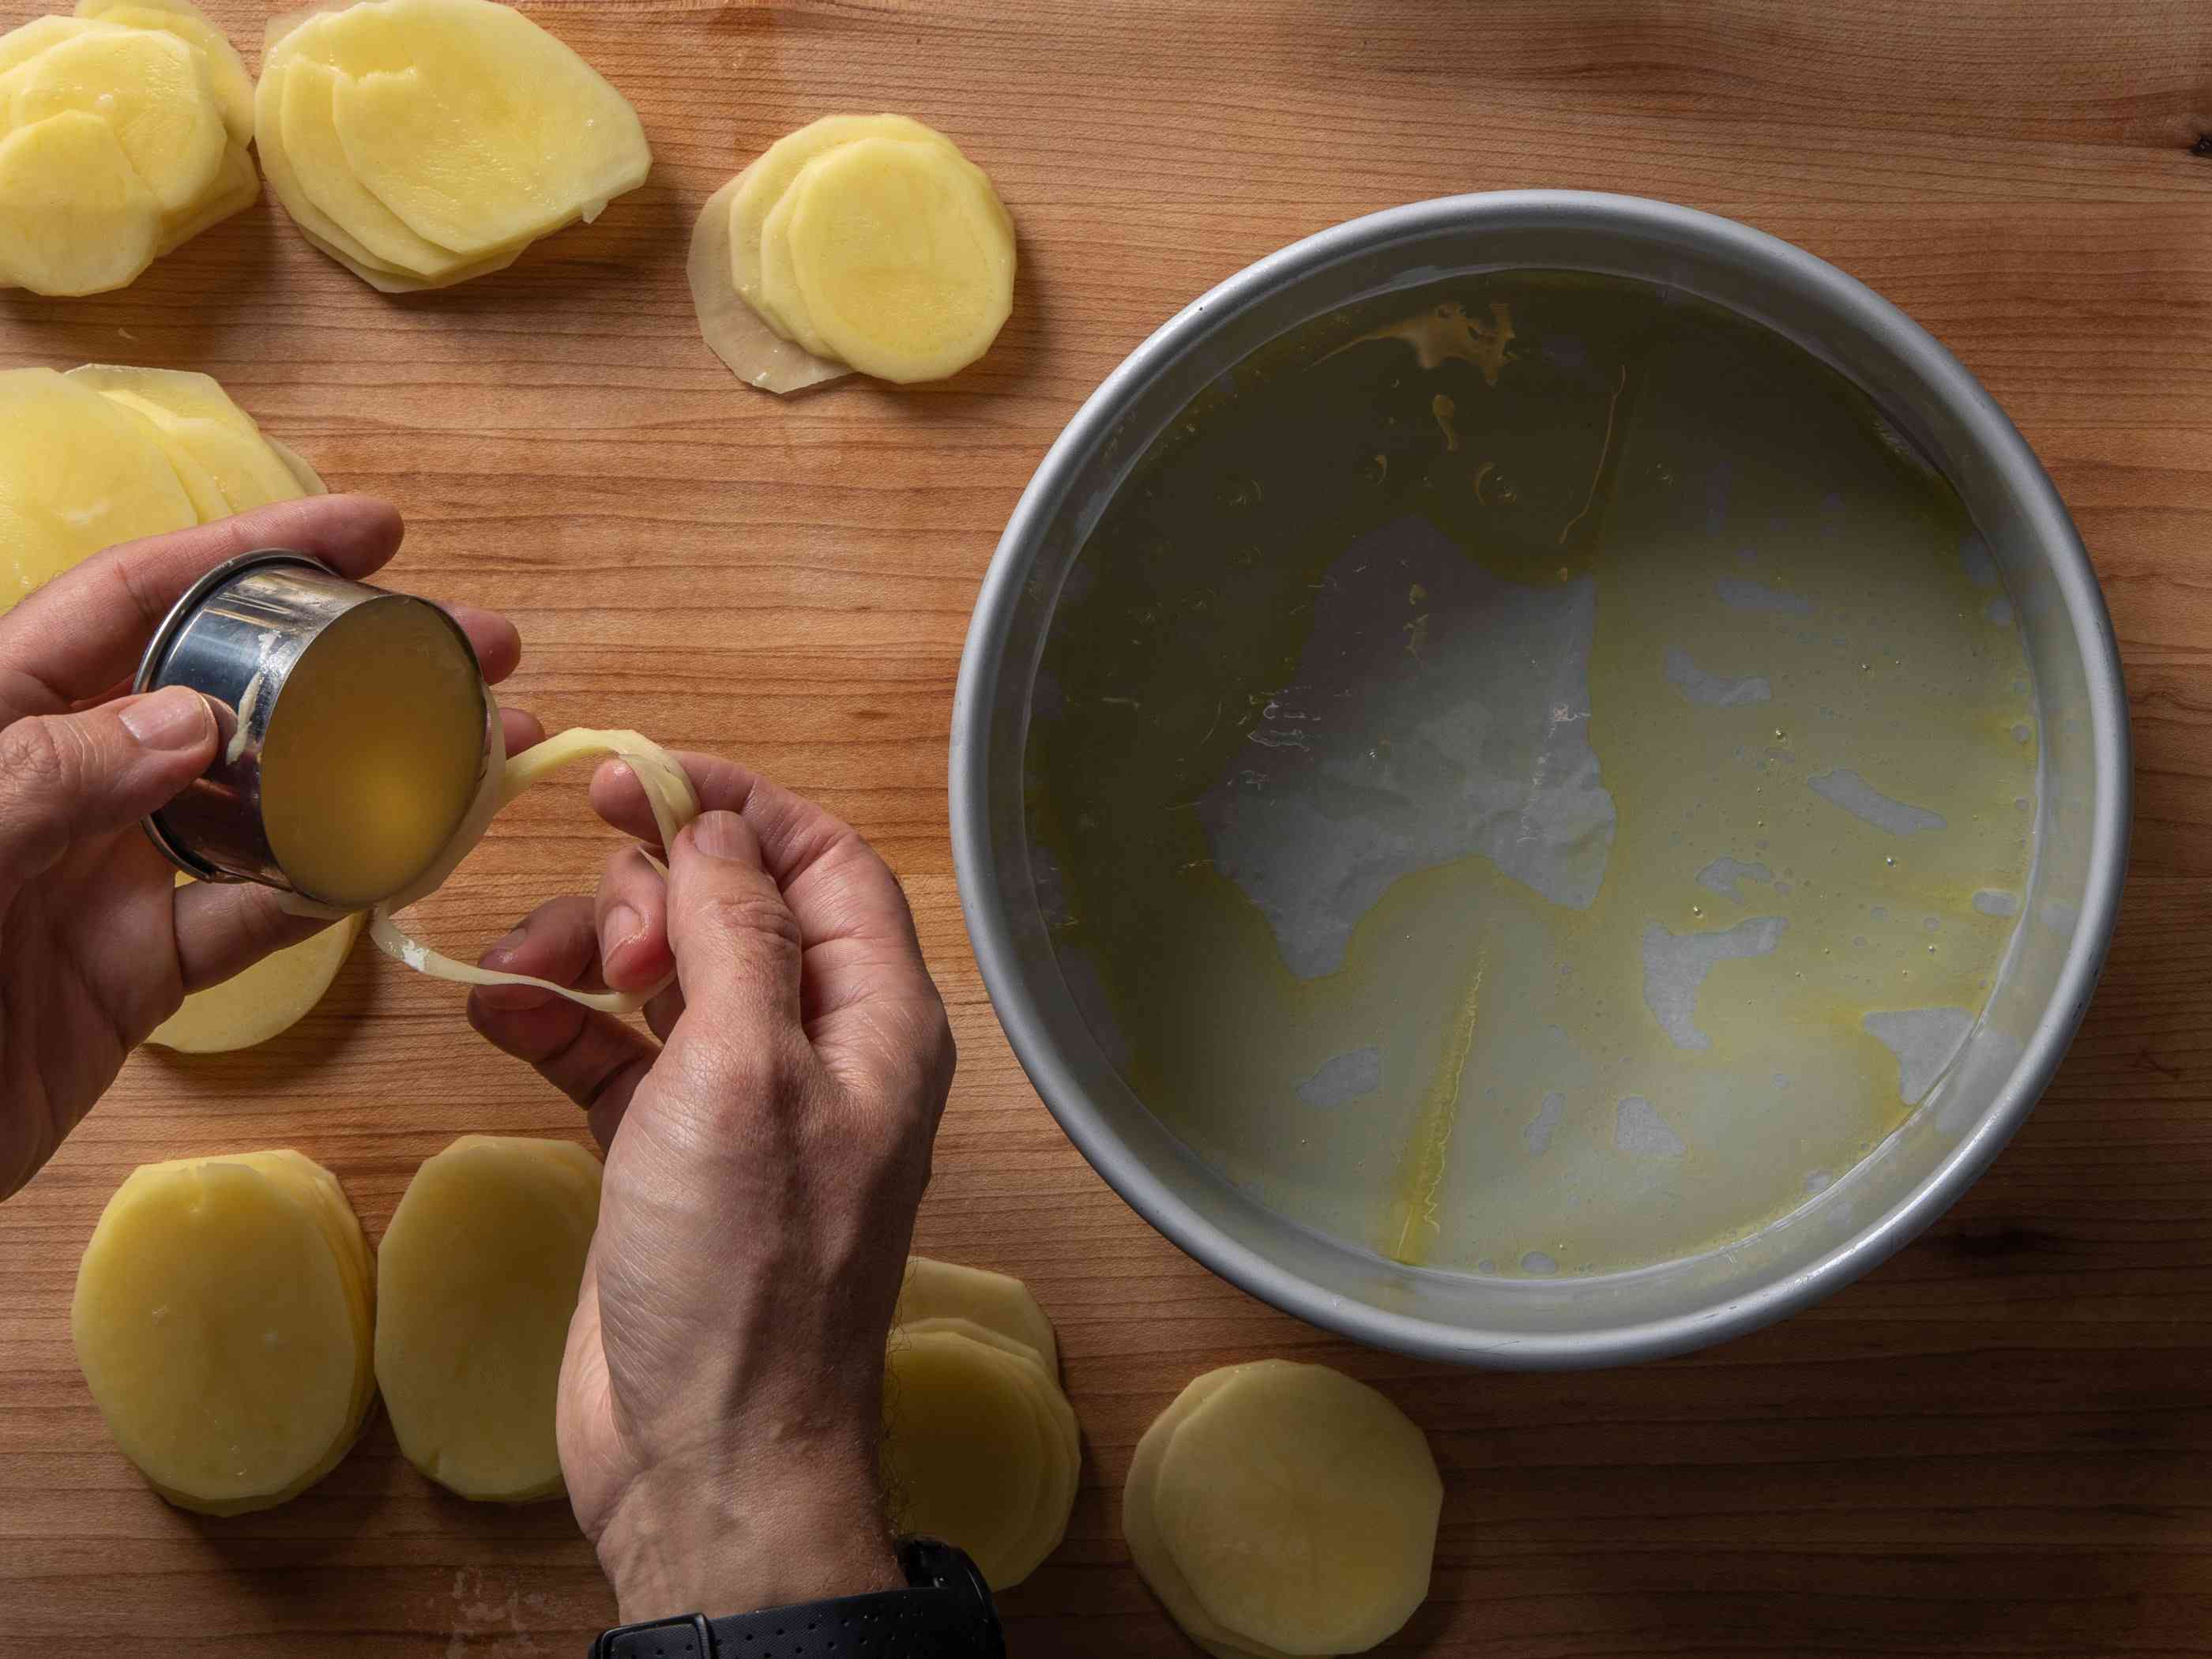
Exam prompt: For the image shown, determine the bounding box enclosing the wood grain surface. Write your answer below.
[4,1,2211,1653]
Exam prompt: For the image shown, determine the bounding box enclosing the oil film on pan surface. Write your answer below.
[1025,270,2041,1279]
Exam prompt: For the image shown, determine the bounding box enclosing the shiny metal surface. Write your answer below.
[950,191,2131,1367]
[134,550,487,905]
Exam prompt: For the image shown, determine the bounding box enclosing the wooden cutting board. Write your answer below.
[4,2,2211,1653]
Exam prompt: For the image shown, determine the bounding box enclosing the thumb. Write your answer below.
[0,687,216,883]
[662,807,804,1054]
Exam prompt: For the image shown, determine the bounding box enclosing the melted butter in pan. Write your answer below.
[1029,272,2035,1275]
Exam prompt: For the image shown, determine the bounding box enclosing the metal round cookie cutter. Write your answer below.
[133,548,492,907]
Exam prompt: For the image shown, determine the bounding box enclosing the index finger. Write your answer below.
[591,750,938,1044]
[0,495,405,713]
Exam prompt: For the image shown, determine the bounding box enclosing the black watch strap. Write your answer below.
[591,1538,1004,1659]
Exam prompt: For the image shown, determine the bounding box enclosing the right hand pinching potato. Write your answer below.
[465,756,957,1620]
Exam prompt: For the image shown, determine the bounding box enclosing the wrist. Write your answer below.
[595,1461,902,1622]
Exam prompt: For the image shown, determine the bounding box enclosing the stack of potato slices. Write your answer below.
[257,0,649,293]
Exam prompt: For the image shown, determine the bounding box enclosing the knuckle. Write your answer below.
[0,715,77,797]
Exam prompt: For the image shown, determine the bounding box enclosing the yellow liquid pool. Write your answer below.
[1029,272,2037,1277]
[258,599,487,911]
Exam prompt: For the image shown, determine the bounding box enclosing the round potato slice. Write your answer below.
[0,367,195,608]
[728,113,958,317]
[0,111,162,296]
[5,27,224,214]
[72,1154,371,1514]
[883,1326,1055,1589]
[375,1135,600,1503]
[779,135,1014,384]
[687,170,848,395]
[149,892,366,1051]
[74,0,254,145]
[1126,1366,1301,1659]
[1154,1360,1441,1656]
[896,1255,1060,1376]
[320,0,649,259]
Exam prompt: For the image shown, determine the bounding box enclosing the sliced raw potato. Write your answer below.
[1153,1360,1440,1657]
[270,438,329,495]
[149,878,366,1051]
[4,26,224,213]
[375,1135,600,1502]
[687,171,847,395]
[728,113,957,318]
[66,361,262,434]
[0,367,196,609]
[0,111,161,295]
[72,1151,374,1514]
[74,0,253,144]
[280,58,475,279]
[313,0,648,258]
[1126,1366,1300,1659]
[65,363,310,513]
[897,1255,1059,1375]
[99,390,301,510]
[152,137,257,257]
[756,179,837,359]
[255,57,524,292]
[883,1326,1058,1589]
[0,13,105,74]
[778,135,1014,384]
[3,363,316,614]
[896,1314,1047,1373]
[100,396,230,520]
[227,1149,377,1428]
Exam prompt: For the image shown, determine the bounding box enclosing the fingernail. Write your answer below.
[480,924,529,969]
[603,903,644,956]
[119,687,212,752]
[690,811,747,860]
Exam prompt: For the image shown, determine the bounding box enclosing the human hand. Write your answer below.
[465,755,957,1620]
[0,496,543,1200]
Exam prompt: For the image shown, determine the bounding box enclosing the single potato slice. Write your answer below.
[375,1135,600,1502]
[1153,1360,1441,1656]
[778,135,1014,384]
[316,0,649,259]
[727,113,957,318]
[149,886,366,1051]
[1126,1366,1301,1659]
[74,0,253,145]
[883,1326,1057,1589]
[72,1153,373,1514]
[687,171,848,395]
[896,1255,1060,1375]
[0,366,196,608]
[4,26,224,213]
[0,111,162,295]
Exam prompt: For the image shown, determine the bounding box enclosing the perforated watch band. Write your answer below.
[589,1539,1005,1659]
